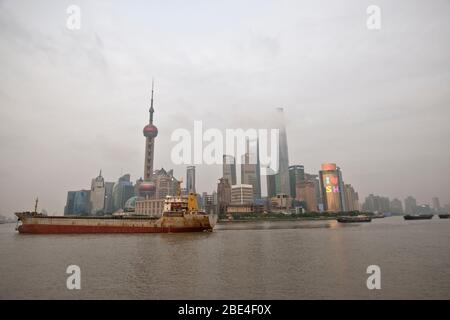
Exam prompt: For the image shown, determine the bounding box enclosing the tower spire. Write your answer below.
[149,79,155,124]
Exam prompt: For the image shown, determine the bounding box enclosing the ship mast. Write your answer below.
[34,197,38,213]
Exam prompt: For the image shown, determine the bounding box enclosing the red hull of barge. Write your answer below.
[18,224,211,234]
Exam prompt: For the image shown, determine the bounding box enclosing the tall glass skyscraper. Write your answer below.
[274,108,291,196]
[186,166,196,193]
[223,155,237,186]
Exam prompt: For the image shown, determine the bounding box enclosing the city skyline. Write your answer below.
[1,1,450,215]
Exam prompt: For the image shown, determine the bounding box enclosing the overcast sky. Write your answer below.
[1,0,449,216]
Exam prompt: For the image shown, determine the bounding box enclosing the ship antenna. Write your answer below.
[34,197,38,213]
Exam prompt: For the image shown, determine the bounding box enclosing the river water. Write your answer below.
[0,216,449,299]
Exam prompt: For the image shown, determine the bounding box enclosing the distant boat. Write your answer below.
[403,214,433,220]
[438,214,450,219]
[371,213,385,219]
[337,215,372,223]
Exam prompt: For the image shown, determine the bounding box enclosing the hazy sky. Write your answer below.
[1,0,449,216]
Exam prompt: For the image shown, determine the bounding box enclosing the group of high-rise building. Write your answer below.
[362,194,445,215]
[216,108,361,215]
[64,172,135,216]
[64,87,446,217]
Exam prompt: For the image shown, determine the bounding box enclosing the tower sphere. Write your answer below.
[143,124,158,138]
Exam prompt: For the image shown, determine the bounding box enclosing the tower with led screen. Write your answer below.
[139,81,158,197]
[319,163,344,212]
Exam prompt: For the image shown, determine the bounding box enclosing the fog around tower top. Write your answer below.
[0,0,449,216]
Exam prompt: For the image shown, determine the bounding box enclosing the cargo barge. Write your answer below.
[337,215,372,223]
[15,192,215,234]
[403,214,434,220]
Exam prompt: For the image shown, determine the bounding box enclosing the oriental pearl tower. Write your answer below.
[139,81,158,198]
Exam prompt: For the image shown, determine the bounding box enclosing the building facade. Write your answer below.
[186,166,196,194]
[223,155,237,186]
[90,171,106,215]
[217,177,231,214]
[289,165,305,199]
[112,174,135,212]
[230,184,254,205]
[319,163,344,212]
[343,184,360,212]
[64,190,90,216]
[404,196,417,215]
[296,180,318,212]
[241,139,261,200]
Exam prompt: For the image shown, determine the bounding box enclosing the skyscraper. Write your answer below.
[90,170,106,215]
[432,197,441,213]
[404,196,417,215]
[186,166,196,193]
[363,194,390,213]
[241,138,261,200]
[139,81,158,197]
[217,177,231,214]
[390,198,404,214]
[319,163,344,212]
[223,155,237,186]
[266,108,290,197]
[112,174,135,211]
[104,181,115,214]
[275,107,291,196]
[266,171,276,198]
[304,173,323,210]
[343,184,360,212]
[296,179,318,212]
[289,165,305,199]
[65,189,91,216]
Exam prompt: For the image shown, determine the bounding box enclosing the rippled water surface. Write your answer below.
[1,216,449,299]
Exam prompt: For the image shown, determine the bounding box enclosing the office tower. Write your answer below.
[223,155,237,186]
[112,174,135,211]
[186,166,196,193]
[266,172,277,198]
[65,190,91,216]
[390,198,404,214]
[432,197,441,213]
[296,179,318,212]
[230,184,254,205]
[104,182,115,214]
[153,168,178,199]
[217,177,231,214]
[336,167,347,212]
[64,191,76,215]
[139,81,158,197]
[343,184,360,212]
[304,173,323,210]
[363,194,390,213]
[404,196,417,215]
[319,163,345,212]
[90,170,106,215]
[275,108,291,196]
[289,165,305,199]
[241,139,261,200]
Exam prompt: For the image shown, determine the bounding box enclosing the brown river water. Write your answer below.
[0,216,449,299]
